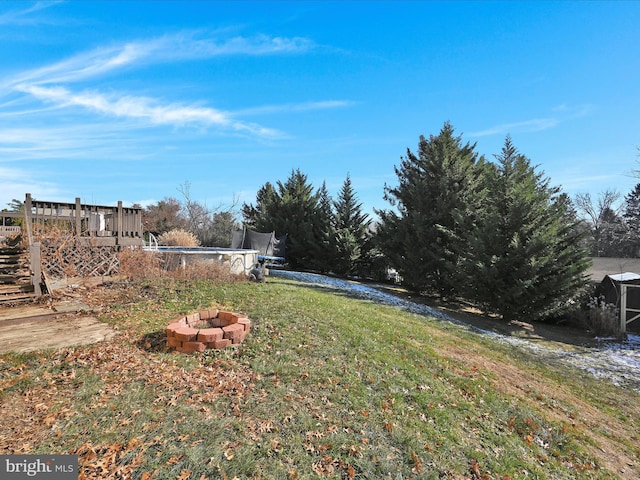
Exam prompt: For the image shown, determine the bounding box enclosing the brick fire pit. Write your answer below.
[166,309,251,354]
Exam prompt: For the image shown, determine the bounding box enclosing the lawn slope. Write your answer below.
[1,276,639,479]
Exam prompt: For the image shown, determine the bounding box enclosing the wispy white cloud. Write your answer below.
[14,84,283,137]
[0,1,63,26]
[7,32,314,87]
[469,118,559,137]
[0,166,60,204]
[234,100,355,116]
[6,41,169,86]
[179,32,314,57]
[0,124,156,161]
[470,104,593,138]
[1,31,324,138]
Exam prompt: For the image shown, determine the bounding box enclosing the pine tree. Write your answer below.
[332,174,370,276]
[242,169,326,269]
[241,182,277,229]
[463,137,590,321]
[310,181,338,272]
[623,183,640,256]
[375,122,480,295]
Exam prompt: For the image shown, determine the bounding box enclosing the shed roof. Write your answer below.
[606,272,640,283]
[587,257,640,281]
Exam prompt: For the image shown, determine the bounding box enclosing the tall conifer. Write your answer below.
[463,137,589,320]
[333,174,370,275]
[376,122,479,295]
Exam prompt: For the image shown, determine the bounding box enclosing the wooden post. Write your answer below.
[24,193,33,246]
[29,241,42,296]
[137,208,143,237]
[620,284,627,335]
[117,201,123,246]
[75,197,82,237]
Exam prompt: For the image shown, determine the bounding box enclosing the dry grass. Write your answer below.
[118,248,246,283]
[157,229,200,247]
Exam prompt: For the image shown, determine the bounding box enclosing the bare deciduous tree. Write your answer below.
[574,190,626,256]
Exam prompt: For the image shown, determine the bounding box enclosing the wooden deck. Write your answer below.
[0,194,145,301]
[0,300,117,354]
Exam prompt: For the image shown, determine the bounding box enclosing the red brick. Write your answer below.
[199,309,219,320]
[232,330,248,344]
[218,311,240,324]
[224,323,244,332]
[222,323,244,337]
[166,322,182,338]
[174,326,198,342]
[237,318,251,332]
[212,338,232,349]
[182,341,207,353]
[197,327,223,342]
[167,336,182,348]
[209,317,237,328]
[185,312,201,327]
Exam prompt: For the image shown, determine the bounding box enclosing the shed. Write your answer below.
[596,272,640,333]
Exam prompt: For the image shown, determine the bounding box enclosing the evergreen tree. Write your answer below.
[242,169,326,269]
[623,183,640,256]
[309,181,337,273]
[241,182,277,229]
[463,137,590,321]
[332,174,370,276]
[201,210,240,247]
[375,122,480,295]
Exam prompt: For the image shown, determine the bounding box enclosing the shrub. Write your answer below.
[118,248,246,283]
[118,248,162,281]
[157,229,200,247]
[584,295,621,337]
[568,286,621,337]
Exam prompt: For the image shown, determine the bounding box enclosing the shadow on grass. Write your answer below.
[135,330,168,353]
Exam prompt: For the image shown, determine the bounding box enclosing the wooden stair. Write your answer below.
[0,240,36,304]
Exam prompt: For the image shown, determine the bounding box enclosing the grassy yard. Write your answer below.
[1,275,639,479]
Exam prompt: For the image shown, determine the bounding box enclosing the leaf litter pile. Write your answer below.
[1,278,640,479]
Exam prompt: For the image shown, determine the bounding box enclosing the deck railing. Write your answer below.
[24,193,143,247]
[0,226,21,237]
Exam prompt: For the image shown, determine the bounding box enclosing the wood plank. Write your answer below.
[0,283,32,290]
[0,315,117,353]
[0,274,31,282]
[0,293,37,305]
[0,299,90,321]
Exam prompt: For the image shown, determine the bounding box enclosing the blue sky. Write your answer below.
[1,1,639,218]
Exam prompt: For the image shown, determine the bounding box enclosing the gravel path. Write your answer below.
[272,270,640,391]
